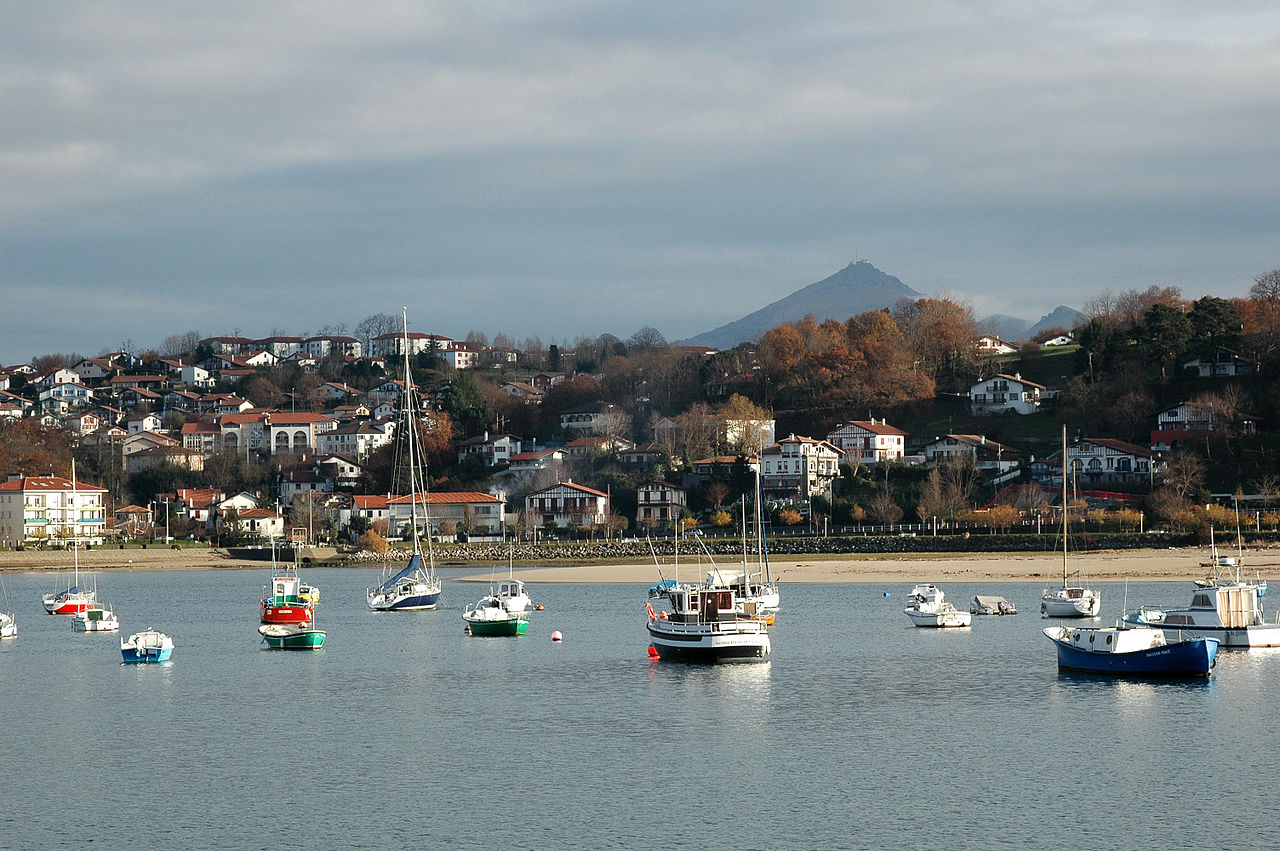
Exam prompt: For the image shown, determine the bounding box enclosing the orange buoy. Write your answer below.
[647,645,660,658]
[551,630,563,642]
[535,604,545,611]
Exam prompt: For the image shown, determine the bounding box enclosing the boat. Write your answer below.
[41,460,97,616]
[72,602,120,632]
[462,595,529,636]
[1041,427,1101,618]
[261,547,317,625]
[258,621,326,650]
[121,629,174,663]
[1195,521,1267,596]
[904,584,972,628]
[970,595,1017,615]
[706,467,782,618]
[1123,580,1280,648]
[367,308,442,613]
[1043,624,1219,677]
[646,584,771,663]
[0,572,15,638]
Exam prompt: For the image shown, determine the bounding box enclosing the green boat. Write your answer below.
[258,622,326,650]
[463,595,529,637]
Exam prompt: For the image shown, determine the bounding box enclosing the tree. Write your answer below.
[868,491,903,525]
[1188,296,1242,349]
[355,313,397,356]
[1139,302,1192,381]
[1163,449,1206,498]
[627,326,667,351]
[440,372,493,437]
[356,529,389,554]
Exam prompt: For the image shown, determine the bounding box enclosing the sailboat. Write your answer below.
[0,571,16,638]
[1041,426,1102,618]
[42,460,97,615]
[367,308,443,612]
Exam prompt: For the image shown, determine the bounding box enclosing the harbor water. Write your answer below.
[3,567,1280,849]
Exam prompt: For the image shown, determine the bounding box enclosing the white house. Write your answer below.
[1181,347,1260,378]
[267,412,338,455]
[1067,438,1161,487]
[825,418,907,466]
[524,481,609,532]
[919,434,1019,475]
[315,418,395,462]
[969,373,1045,416]
[457,432,523,466]
[0,473,108,547]
[977,335,1018,355]
[387,491,506,539]
[127,413,164,434]
[760,434,841,500]
[506,448,566,474]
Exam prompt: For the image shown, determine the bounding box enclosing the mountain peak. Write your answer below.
[683,261,922,349]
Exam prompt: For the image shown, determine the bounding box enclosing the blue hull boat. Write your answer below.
[1044,626,1218,678]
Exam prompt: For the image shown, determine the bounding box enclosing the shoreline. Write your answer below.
[4,544,1272,584]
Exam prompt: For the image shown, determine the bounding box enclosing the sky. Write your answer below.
[3,1,1279,364]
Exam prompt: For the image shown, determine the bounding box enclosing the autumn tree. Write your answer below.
[891,296,980,387]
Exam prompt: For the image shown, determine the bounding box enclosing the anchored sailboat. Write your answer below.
[367,308,442,612]
[1041,426,1101,618]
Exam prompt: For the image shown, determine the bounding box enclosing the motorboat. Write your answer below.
[0,611,15,639]
[970,595,1017,615]
[463,595,529,636]
[258,622,326,650]
[646,585,770,663]
[261,557,317,625]
[904,584,972,628]
[1123,581,1280,648]
[368,309,442,613]
[1041,427,1101,618]
[72,603,120,632]
[121,629,174,663]
[1043,624,1219,677]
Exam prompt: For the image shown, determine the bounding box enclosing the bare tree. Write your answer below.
[355,313,397,354]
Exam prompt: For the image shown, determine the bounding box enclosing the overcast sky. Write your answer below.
[3,1,1278,363]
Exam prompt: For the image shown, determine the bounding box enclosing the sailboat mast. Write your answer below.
[71,459,79,585]
[401,307,422,556]
[1061,425,1068,589]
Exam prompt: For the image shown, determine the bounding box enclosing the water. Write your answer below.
[3,568,1280,849]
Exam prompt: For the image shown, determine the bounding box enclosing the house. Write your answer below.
[367,379,404,403]
[200,336,256,356]
[315,418,395,462]
[127,413,164,434]
[254,336,304,359]
[505,448,566,474]
[565,435,634,458]
[0,473,109,547]
[163,389,203,411]
[1067,438,1161,487]
[524,481,609,533]
[317,381,359,403]
[457,432,523,467]
[114,504,154,537]
[560,401,626,435]
[34,368,82,391]
[119,387,163,410]
[267,412,338,455]
[38,381,94,410]
[387,491,506,539]
[331,403,372,421]
[230,507,284,540]
[760,435,841,500]
[619,443,667,469]
[1150,401,1230,451]
[124,445,206,473]
[304,335,362,359]
[919,434,1019,475]
[1182,346,1260,378]
[180,364,215,389]
[108,374,167,392]
[123,430,179,456]
[500,382,544,405]
[531,373,566,391]
[635,481,687,532]
[71,357,119,383]
[825,418,907,466]
[969,373,1045,416]
[0,390,32,420]
[64,411,104,436]
[218,412,271,453]
[181,420,223,454]
[438,344,479,370]
[370,331,454,359]
[977,335,1018,355]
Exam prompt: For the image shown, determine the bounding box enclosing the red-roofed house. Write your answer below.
[387,490,506,538]
[524,481,608,533]
[268,412,338,455]
[825,418,908,466]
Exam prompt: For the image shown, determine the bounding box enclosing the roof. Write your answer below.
[388,491,504,505]
[0,476,107,493]
[839,419,907,436]
[1079,438,1155,458]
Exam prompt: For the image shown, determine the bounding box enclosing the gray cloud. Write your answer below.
[2,1,1278,361]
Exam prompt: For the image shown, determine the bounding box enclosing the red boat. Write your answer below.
[260,563,318,625]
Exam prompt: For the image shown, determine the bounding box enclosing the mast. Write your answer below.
[401,307,422,559]
[71,459,80,586]
[1061,425,1068,590]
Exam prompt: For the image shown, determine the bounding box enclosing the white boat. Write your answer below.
[463,595,530,636]
[904,584,972,628]
[647,584,771,662]
[1124,581,1280,648]
[970,595,1017,615]
[1195,523,1267,596]
[367,308,442,613]
[1041,427,1101,618]
[0,572,15,638]
[72,602,120,632]
[121,629,174,663]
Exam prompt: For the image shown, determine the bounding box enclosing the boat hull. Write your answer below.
[1121,617,1280,649]
[1044,629,1218,677]
[464,617,529,637]
[43,594,93,615]
[905,609,971,628]
[646,622,771,663]
[72,610,119,631]
[368,588,441,611]
[122,647,174,663]
[121,631,174,663]
[258,624,326,649]
[1041,593,1101,618]
[261,601,315,624]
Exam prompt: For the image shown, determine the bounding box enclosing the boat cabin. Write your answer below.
[668,587,738,623]
[1164,585,1264,628]
[1059,626,1166,654]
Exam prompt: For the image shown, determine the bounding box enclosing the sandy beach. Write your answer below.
[6,544,1279,584]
